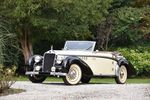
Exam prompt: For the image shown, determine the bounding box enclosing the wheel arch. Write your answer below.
[62,56,93,76]
[118,58,136,77]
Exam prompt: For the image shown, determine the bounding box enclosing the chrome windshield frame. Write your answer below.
[64,41,96,52]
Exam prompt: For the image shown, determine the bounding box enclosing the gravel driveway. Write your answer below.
[0,81,150,100]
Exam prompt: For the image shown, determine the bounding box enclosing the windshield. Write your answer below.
[64,41,96,52]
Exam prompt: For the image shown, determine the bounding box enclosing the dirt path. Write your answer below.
[0,81,150,100]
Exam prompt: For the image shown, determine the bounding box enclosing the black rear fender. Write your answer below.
[118,58,136,77]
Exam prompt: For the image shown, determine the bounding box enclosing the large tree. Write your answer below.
[96,0,150,49]
[0,0,47,64]
[95,0,124,50]
[0,0,112,65]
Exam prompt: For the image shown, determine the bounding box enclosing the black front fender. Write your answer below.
[62,56,93,76]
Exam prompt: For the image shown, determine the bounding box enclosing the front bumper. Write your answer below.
[26,71,67,76]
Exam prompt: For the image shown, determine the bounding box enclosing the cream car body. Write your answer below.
[52,50,118,76]
[26,41,135,85]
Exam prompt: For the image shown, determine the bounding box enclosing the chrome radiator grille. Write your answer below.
[43,53,55,72]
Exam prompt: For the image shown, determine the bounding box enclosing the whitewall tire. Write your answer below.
[63,64,82,85]
[115,65,127,84]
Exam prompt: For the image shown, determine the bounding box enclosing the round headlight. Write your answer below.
[56,55,65,64]
[34,56,41,62]
[35,65,41,71]
[57,56,64,61]
[56,60,62,64]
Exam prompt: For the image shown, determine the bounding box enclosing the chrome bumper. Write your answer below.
[25,71,67,76]
[26,71,39,75]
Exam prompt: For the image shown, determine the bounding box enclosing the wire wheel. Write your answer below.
[115,65,127,84]
[63,64,82,85]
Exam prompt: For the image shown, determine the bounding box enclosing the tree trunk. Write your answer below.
[19,28,33,65]
[96,16,113,50]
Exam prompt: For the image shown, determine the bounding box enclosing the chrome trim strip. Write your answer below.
[57,54,117,61]
[25,71,67,76]
[50,72,67,76]
[26,72,39,75]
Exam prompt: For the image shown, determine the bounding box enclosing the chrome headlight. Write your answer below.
[34,56,42,62]
[34,65,41,71]
[56,55,65,64]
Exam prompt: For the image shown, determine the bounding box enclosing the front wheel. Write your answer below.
[115,65,127,84]
[63,64,82,85]
[81,76,91,83]
[28,75,47,83]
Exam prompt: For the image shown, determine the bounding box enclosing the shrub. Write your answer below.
[0,65,16,93]
[0,17,19,67]
[117,48,150,76]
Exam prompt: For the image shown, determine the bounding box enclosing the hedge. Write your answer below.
[117,47,150,76]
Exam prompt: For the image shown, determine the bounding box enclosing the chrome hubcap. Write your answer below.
[68,69,77,80]
[120,70,125,79]
[119,66,127,83]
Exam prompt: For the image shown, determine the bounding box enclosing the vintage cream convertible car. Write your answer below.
[26,41,135,85]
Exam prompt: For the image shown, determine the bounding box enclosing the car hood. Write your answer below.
[46,50,119,58]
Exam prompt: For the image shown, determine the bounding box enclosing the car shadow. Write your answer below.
[81,82,115,85]
[42,82,113,86]
[42,82,65,86]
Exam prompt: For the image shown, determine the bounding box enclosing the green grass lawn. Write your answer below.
[16,76,150,84]
[90,78,150,84]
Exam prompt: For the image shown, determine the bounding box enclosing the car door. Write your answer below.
[82,56,116,76]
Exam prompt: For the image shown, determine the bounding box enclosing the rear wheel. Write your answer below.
[28,75,46,83]
[115,65,127,84]
[63,64,82,85]
[81,76,91,83]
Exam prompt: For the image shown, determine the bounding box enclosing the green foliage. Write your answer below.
[112,7,142,45]
[1,0,113,41]
[0,19,17,83]
[110,1,150,76]
[0,0,113,58]
[117,47,150,76]
[109,0,150,46]
[0,18,19,66]
[139,6,150,36]
[37,0,113,40]
[0,65,16,93]
[1,0,112,40]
